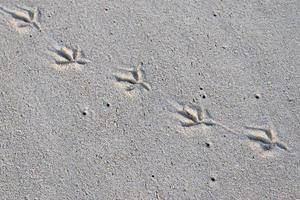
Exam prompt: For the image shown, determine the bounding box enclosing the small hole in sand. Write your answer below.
[205,143,210,148]
[106,103,110,107]
[202,95,206,99]
[255,94,261,99]
[210,177,216,182]
[81,111,87,116]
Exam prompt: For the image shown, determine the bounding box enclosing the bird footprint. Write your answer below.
[245,126,289,151]
[176,104,240,136]
[177,105,215,127]
[115,62,151,91]
[0,5,41,31]
[49,45,91,70]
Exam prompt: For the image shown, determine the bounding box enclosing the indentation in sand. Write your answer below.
[245,126,289,158]
[114,62,151,92]
[48,44,91,71]
[0,5,41,32]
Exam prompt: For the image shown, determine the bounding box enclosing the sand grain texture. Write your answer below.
[0,0,299,199]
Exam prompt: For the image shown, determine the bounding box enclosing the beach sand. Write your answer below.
[0,0,299,199]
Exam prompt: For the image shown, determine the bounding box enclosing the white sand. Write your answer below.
[0,0,299,199]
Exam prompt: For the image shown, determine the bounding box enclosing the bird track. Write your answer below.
[0,3,291,158]
[115,62,151,91]
[175,103,290,154]
[0,5,41,31]
[176,104,240,136]
[49,45,91,66]
[245,126,289,151]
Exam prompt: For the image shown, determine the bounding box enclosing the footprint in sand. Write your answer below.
[114,62,151,92]
[0,5,41,32]
[174,103,240,136]
[245,126,289,155]
[48,44,91,71]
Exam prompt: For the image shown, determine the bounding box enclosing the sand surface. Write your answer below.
[0,0,299,199]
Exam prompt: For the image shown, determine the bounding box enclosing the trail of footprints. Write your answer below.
[0,4,290,157]
[0,4,90,71]
[176,104,289,153]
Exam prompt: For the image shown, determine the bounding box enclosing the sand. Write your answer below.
[0,0,299,199]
